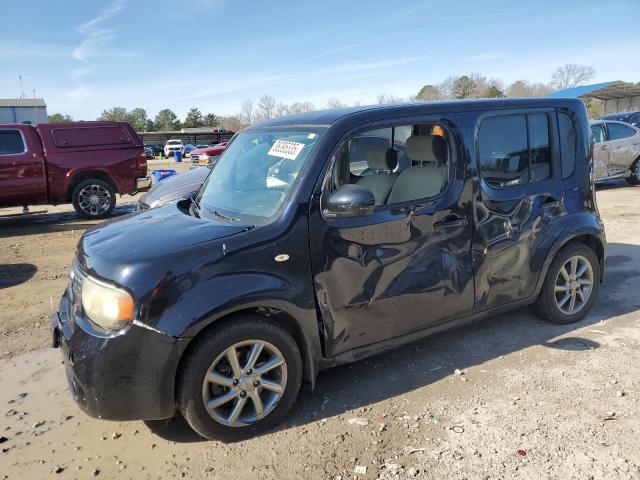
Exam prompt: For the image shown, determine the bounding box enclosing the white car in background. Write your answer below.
[590,120,640,184]
[164,139,184,158]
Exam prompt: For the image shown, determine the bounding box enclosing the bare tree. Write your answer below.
[352,100,362,107]
[506,80,535,97]
[551,64,596,90]
[256,95,276,120]
[438,77,456,99]
[240,99,254,125]
[377,94,403,104]
[219,114,246,132]
[326,97,346,109]
[452,75,478,99]
[288,101,315,114]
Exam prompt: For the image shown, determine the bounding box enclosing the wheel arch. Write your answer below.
[174,306,320,399]
[534,229,606,299]
[66,170,118,201]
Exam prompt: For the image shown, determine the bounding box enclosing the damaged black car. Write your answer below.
[52,98,606,441]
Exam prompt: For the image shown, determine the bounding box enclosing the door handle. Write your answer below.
[434,215,468,229]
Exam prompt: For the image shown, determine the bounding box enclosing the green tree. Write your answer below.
[98,107,129,122]
[416,84,442,101]
[154,109,180,131]
[452,75,478,99]
[48,113,73,122]
[143,119,155,132]
[484,85,505,98]
[202,113,220,127]
[126,108,148,131]
[183,108,204,128]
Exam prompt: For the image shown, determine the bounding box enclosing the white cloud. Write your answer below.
[75,0,126,35]
[67,86,93,99]
[0,41,70,59]
[322,56,432,74]
[298,42,364,64]
[73,1,125,62]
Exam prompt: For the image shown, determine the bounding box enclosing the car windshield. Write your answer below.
[167,140,181,145]
[195,127,325,225]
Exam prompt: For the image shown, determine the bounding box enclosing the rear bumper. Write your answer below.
[135,176,152,192]
[51,293,187,421]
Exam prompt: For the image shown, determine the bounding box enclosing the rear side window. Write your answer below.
[0,130,25,155]
[591,124,605,143]
[478,113,551,187]
[51,126,133,148]
[558,113,576,179]
[607,122,636,141]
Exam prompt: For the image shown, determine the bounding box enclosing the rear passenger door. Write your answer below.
[0,127,47,208]
[473,109,565,309]
[604,122,640,174]
[309,118,475,357]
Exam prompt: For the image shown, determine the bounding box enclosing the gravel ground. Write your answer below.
[0,179,638,480]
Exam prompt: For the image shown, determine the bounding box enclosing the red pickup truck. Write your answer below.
[0,121,150,218]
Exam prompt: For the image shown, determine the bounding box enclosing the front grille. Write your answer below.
[191,154,200,162]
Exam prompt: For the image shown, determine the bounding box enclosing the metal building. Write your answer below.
[547,81,640,114]
[0,98,48,124]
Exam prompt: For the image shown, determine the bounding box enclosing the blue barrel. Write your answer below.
[174,151,182,163]
[151,169,177,183]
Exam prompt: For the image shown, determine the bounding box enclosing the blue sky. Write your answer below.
[1,0,639,120]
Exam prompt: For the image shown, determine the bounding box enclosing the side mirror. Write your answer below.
[323,184,376,219]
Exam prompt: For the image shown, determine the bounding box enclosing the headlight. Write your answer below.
[81,276,135,331]
[200,154,209,161]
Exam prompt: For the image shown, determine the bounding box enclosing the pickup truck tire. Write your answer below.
[625,159,640,185]
[71,178,116,219]
[177,315,302,441]
[533,243,600,324]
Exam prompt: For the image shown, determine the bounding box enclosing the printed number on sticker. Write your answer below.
[268,140,306,160]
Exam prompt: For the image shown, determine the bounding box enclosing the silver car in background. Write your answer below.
[590,120,640,185]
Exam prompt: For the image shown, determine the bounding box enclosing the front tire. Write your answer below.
[177,315,302,441]
[533,243,600,324]
[625,159,640,185]
[71,178,116,219]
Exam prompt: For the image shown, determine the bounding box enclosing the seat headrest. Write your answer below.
[406,135,447,164]
[365,147,398,170]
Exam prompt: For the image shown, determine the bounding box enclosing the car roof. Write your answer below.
[249,97,585,129]
[600,110,638,118]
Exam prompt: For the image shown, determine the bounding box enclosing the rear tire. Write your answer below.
[625,159,640,185]
[177,315,302,441]
[533,243,600,324]
[71,178,116,219]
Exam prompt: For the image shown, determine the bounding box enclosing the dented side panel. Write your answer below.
[309,118,475,357]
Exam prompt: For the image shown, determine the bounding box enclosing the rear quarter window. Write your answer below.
[558,113,576,179]
[51,126,133,148]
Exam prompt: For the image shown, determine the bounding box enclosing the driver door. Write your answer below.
[309,119,474,357]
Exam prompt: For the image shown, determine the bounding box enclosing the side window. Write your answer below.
[479,113,552,187]
[591,124,605,143]
[478,115,528,187]
[528,114,551,183]
[607,122,636,141]
[332,123,450,206]
[558,112,576,179]
[0,130,25,155]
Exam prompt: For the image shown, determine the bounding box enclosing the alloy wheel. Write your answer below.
[201,340,287,428]
[77,184,112,216]
[554,255,594,315]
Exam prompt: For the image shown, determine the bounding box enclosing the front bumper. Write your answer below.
[51,291,186,421]
[135,176,152,192]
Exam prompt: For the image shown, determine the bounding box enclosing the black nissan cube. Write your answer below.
[52,98,606,441]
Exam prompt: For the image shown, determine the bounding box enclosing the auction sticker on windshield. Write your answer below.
[268,140,305,160]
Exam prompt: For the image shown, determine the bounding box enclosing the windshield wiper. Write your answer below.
[190,197,201,218]
[205,207,239,222]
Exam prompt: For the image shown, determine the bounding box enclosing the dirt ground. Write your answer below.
[1,179,639,480]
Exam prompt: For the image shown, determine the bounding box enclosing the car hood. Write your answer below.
[77,203,252,287]
[142,167,210,208]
